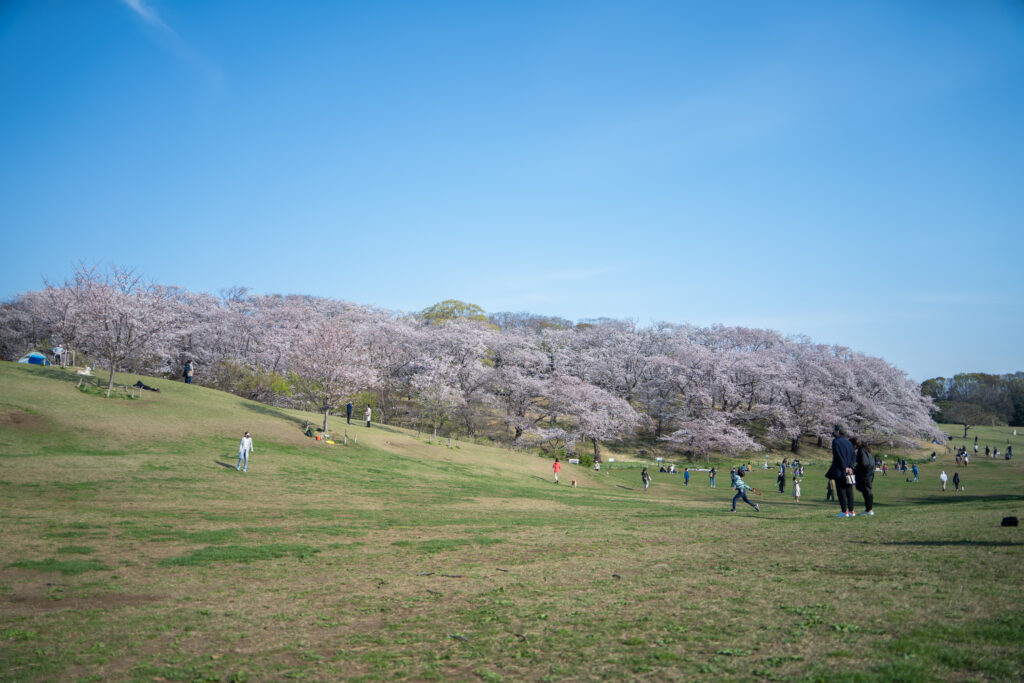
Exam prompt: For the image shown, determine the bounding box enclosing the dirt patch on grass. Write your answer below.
[453,497,571,512]
[0,409,44,430]
[1,591,165,616]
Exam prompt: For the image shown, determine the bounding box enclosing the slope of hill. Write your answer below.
[2,361,1023,681]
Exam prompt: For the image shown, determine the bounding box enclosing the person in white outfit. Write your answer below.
[939,470,948,491]
[236,431,254,472]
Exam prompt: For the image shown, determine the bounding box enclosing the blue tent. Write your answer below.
[18,352,51,366]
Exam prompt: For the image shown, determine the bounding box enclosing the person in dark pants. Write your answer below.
[826,478,835,502]
[346,401,353,425]
[852,437,875,516]
[827,425,857,517]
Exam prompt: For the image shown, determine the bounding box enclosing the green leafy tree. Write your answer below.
[420,300,487,325]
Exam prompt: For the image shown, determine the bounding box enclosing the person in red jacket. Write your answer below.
[553,458,561,484]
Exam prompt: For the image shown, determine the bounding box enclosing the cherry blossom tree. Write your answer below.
[69,266,181,397]
[290,319,376,432]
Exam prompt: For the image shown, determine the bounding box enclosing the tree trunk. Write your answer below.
[962,424,970,438]
[592,437,602,464]
[106,368,115,398]
[816,436,824,448]
[790,437,800,454]
[322,408,330,433]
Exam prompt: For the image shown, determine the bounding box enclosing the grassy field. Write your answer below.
[1,361,1022,681]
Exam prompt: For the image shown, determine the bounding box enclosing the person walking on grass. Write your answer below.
[709,467,717,488]
[642,467,652,491]
[684,468,690,486]
[826,477,836,502]
[827,424,857,518]
[911,464,920,482]
[553,458,561,484]
[940,470,948,491]
[730,469,760,512]
[793,476,801,502]
[364,405,372,428]
[852,437,875,516]
[236,431,254,472]
[953,471,962,492]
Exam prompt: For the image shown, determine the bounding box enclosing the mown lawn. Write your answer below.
[1,362,1022,681]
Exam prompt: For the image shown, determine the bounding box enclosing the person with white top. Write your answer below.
[236,431,254,472]
[364,406,372,428]
[940,470,948,491]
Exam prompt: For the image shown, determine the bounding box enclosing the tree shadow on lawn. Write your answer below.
[870,540,1024,547]
[241,401,307,427]
[895,493,1024,506]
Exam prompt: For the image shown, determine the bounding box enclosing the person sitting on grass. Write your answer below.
[730,469,760,513]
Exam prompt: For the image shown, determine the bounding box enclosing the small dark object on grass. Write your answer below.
[1002,516,1019,527]
[612,574,622,580]
[417,572,434,576]
[133,381,159,392]
[514,633,527,640]
[495,568,509,572]
[440,573,463,578]
[449,634,468,642]
[426,589,441,595]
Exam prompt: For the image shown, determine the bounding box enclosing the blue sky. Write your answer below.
[1,0,1022,381]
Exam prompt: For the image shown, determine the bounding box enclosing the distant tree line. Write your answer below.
[0,265,941,459]
[921,372,1024,437]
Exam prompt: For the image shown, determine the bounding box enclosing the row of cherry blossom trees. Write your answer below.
[0,266,941,457]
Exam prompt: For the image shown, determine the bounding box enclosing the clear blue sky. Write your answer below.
[2,1,1022,381]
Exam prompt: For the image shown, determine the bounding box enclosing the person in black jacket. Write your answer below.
[827,425,857,517]
[852,437,875,516]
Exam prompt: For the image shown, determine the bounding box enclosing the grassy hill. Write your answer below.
[1,361,1022,681]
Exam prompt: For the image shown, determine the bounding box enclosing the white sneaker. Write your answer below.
[835,513,847,518]
[849,512,856,517]
[864,510,874,516]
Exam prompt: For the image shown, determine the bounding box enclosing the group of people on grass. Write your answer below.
[938,469,963,492]
[826,425,876,518]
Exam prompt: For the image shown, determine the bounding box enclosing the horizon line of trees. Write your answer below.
[921,372,1024,437]
[0,266,943,459]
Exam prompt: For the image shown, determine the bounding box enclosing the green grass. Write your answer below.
[0,360,1022,681]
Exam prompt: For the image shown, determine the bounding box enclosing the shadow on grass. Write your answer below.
[214,460,237,469]
[241,401,307,427]
[873,540,1024,547]
[899,493,1024,506]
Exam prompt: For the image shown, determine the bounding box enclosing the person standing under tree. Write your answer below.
[236,431,253,472]
[184,360,195,384]
[553,458,561,484]
[346,401,353,425]
[364,406,372,428]
[709,467,717,488]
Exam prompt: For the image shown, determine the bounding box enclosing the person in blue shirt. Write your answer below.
[911,464,919,482]
[684,468,690,486]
